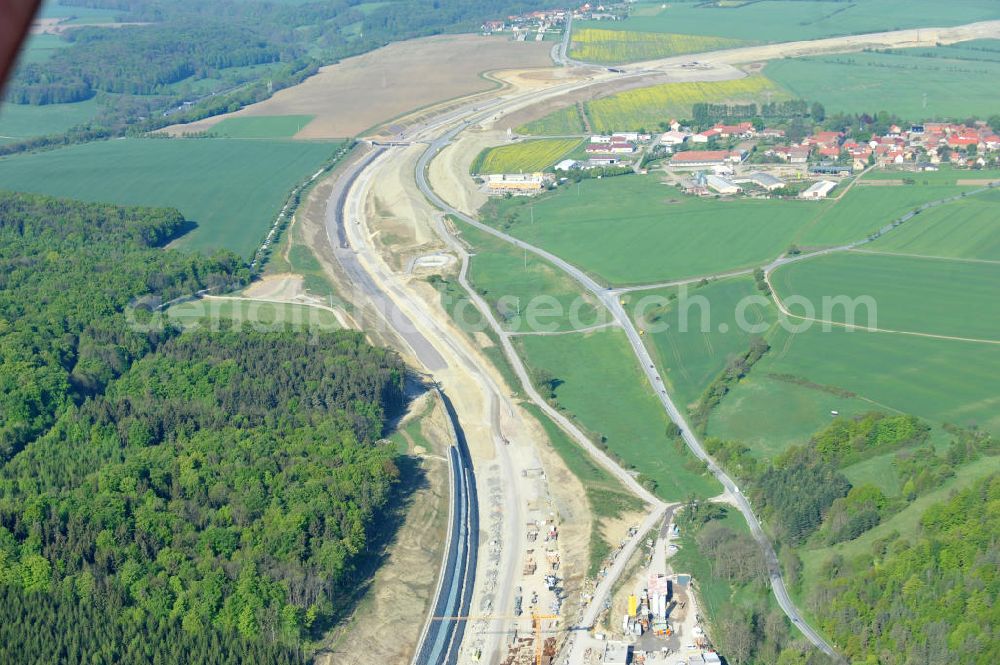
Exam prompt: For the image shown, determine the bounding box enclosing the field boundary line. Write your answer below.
[507,320,620,336]
[767,298,1000,346]
[615,267,755,293]
[850,248,1000,265]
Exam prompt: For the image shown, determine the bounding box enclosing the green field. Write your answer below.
[167,298,341,330]
[0,98,101,143]
[574,0,1000,44]
[483,161,993,289]
[265,218,341,300]
[0,137,340,256]
[869,188,1000,260]
[708,324,1000,454]
[459,221,601,333]
[515,328,721,501]
[634,277,778,411]
[516,106,586,136]
[209,115,316,139]
[488,175,817,285]
[836,428,953,497]
[766,48,1000,119]
[471,138,582,174]
[14,33,72,64]
[707,373,884,458]
[771,252,1000,340]
[585,75,787,133]
[840,449,904,497]
[40,1,122,23]
[791,183,979,247]
[569,27,746,64]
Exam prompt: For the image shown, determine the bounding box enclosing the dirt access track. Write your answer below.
[164,34,552,140]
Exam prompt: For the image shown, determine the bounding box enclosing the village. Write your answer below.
[481,3,627,37]
[477,118,1000,201]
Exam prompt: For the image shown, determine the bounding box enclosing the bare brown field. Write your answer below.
[164,35,552,139]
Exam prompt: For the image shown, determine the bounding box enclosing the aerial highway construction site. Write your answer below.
[238,11,1000,665]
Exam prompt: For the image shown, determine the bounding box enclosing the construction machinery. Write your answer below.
[430,613,561,665]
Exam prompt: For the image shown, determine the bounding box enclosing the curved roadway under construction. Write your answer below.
[311,20,1000,664]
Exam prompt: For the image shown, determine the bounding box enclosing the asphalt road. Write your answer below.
[323,145,449,371]
[323,144,479,665]
[333,127,541,665]
[415,391,480,665]
[414,121,845,663]
[325,24,999,661]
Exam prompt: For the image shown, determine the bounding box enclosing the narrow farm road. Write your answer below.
[309,19,1000,664]
[415,120,844,663]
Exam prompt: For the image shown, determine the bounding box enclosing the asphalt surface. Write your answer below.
[321,23,998,662]
[415,391,480,665]
[323,145,449,371]
[323,144,479,665]
[414,118,845,663]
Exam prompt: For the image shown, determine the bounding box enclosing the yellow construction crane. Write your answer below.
[430,612,561,665]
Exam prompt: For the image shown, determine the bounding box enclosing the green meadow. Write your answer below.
[708,324,1000,454]
[838,429,951,497]
[14,33,72,64]
[40,1,122,23]
[209,115,316,139]
[771,251,1000,340]
[0,98,101,143]
[706,373,881,459]
[486,174,1000,288]
[167,299,341,330]
[459,221,601,333]
[575,0,1000,44]
[632,276,778,411]
[870,187,1000,260]
[488,176,817,286]
[789,179,988,247]
[0,137,340,256]
[515,329,721,501]
[766,46,1000,119]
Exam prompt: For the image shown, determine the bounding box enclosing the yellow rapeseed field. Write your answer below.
[570,28,745,64]
[586,76,788,132]
[472,138,583,174]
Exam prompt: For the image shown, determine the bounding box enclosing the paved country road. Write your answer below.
[319,20,1000,663]
[413,115,845,665]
